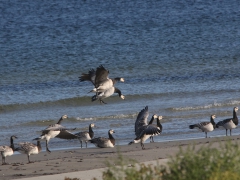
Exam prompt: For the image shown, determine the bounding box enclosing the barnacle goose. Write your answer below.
[216,107,238,136]
[91,86,125,104]
[129,106,162,149]
[90,129,115,148]
[79,65,124,93]
[16,140,42,163]
[189,115,216,138]
[74,123,95,148]
[33,115,76,153]
[149,116,163,142]
[0,135,17,165]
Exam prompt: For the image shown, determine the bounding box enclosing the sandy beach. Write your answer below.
[0,135,239,180]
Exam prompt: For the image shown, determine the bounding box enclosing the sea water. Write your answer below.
[1,0,240,150]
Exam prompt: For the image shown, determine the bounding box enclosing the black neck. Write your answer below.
[233,109,238,125]
[89,125,94,138]
[10,137,15,150]
[210,117,216,128]
[148,116,155,124]
[156,118,162,131]
[37,141,42,152]
[108,132,115,145]
[57,117,63,124]
[114,87,122,97]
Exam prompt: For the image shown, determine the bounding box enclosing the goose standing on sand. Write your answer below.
[91,86,125,104]
[134,106,157,138]
[15,140,42,163]
[149,116,163,142]
[79,65,124,93]
[129,115,162,150]
[216,107,238,136]
[189,115,216,138]
[33,115,76,153]
[0,135,17,165]
[74,123,95,148]
[90,129,115,148]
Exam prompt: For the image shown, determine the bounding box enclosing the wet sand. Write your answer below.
[1,135,240,180]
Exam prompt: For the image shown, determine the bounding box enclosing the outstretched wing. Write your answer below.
[137,124,162,139]
[135,106,149,136]
[95,65,109,86]
[79,68,96,85]
[55,130,78,139]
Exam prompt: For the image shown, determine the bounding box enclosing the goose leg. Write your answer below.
[226,129,228,136]
[230,129,232,136]
[27,155,33,163]
[2,156,6,165]
[85,141,88,148]
[46,140,51,153]
[205,132,207,138]
[80,141,83,148]
[100,100,107,104]
[141,143,145,150]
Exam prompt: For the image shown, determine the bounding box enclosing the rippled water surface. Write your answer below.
[1,0,240,150]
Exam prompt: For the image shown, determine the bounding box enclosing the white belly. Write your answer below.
[29,147,39,155]
[2,149,14,157]
[201,124,214,132]
[141,135,151,143]
[223,121,237,129]
[47,130,61,139]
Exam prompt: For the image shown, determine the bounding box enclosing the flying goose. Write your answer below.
[33,115,76,153]
[15,140,42,163]
[90,129,115,148]
[0,135,17,165]
[216,107,238,136]
[189,115,216,138]
[129,115,162,150]
[79,65,124,93]
[74,123,95,148]
[91,86,125,104]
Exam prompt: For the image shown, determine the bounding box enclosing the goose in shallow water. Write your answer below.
[216,107,238,136]
[90,129,115,148]
[129,115,162,150]
[15,140,42,163]
[33,115,76,153]
[74,123,95,148]
[79,65,124,93]
[0,135,17,165]
[189,115,216,138]
[91,86,125,104]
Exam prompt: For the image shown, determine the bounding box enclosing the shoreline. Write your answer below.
[1,135,240,180]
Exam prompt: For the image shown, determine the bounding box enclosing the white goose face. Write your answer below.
[62,115,68,119]
[211,115,216,119]
[90,123,95,128]
[158,116,163,120]
[109,129,115,134]
[234,107,238,112]
[120,78,125,82]
[153,114,158,119]
[121,95,125,99]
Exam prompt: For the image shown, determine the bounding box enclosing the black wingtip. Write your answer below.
[189,125,195,129]
[128,141,134,145]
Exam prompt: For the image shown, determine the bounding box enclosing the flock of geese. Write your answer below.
[0,65,239,165]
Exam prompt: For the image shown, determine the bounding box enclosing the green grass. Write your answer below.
[65,140,240,180]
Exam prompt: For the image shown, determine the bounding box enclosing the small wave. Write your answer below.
[170,100,240,111]
[75,113,137,121]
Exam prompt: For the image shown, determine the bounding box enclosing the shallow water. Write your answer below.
[1,0,240,150]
